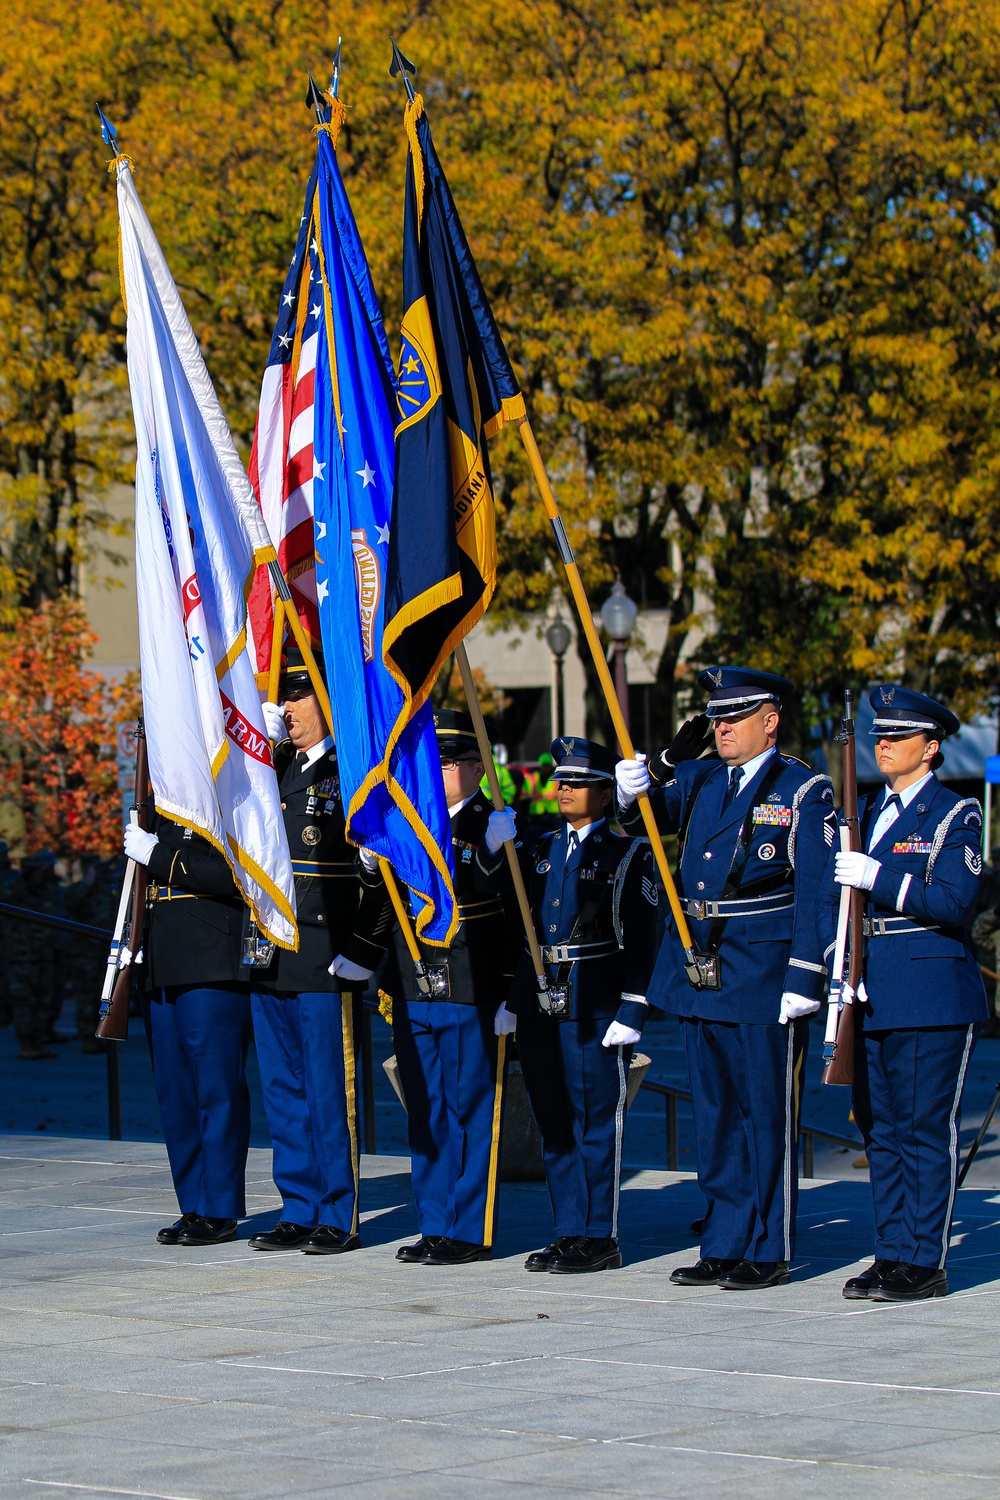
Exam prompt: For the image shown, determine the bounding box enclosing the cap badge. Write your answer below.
[880,686,896,705]
[708,668,723,687]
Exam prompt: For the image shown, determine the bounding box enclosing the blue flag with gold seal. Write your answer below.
[309,96,456,945]
[382,93,526,740]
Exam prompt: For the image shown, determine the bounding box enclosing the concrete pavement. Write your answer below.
[2,1137,1000,1498]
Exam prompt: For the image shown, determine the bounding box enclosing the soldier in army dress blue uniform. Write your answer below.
[126,816,252,1246]
[248,651,392,1255]
[381,711,518,1266]
[823,687,989,1302]
[616,668,836,1289]
[482,737,660,1274]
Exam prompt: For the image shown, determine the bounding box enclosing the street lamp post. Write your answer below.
[545,615,572,739]
[600,580,638,737]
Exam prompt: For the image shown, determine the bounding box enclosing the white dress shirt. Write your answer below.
[867,770,934,854]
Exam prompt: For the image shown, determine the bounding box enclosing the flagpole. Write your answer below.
[514,417,697,961]
[266,595,285,706]
[455,642,549,997]
[263,559,425,966]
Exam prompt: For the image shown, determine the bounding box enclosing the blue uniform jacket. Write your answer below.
[818,776,989,1030]
[618,753,835,1024]
[479,821,660,1030]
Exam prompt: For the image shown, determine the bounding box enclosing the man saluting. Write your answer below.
[616,668,835,1289]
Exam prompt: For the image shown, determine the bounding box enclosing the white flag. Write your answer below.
[116,161,297,951]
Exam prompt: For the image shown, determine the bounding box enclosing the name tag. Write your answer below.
[892,840,933,854]
[752,806,792,827]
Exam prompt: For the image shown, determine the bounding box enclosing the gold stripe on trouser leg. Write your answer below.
[340,998,360,1237]
[481,1034,508,1248]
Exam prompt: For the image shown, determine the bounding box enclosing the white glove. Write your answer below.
[328,954,374,983]
[262,700,287,742]
[834,851,881,891]
[779,992,821,1024]
[123,825,159,867]
[358,847,380,873]
[840,979,869,1007]
[485,807,517,854]
[603,1021,642,1048]
[495,1003,517,1036]
[117,945,133,970]
[615,754,649,809]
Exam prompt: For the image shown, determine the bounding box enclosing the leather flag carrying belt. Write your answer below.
[679,758,790,991]
[863,915,940,937]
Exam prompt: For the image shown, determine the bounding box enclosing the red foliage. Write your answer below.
[0,599,140,857]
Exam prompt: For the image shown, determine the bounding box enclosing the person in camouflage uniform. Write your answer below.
[7,851,64,1060]
[64,853,116,1054]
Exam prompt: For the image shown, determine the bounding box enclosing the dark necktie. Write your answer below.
[295,751,309,774]
[722,766,744,811]
[883,792,902,816]
[565,831,577,860]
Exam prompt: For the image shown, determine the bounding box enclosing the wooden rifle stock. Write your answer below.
[96,720,151,1042]
[823,692,861,1086]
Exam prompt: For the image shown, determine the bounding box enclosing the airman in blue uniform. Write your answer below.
[382,711,518,1266]
[616,668,836,1289]
[823,686,989,1302]
[248,650,391,1255]
[482,737,660,1274]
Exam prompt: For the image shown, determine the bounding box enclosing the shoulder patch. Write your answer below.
[641,876,659,906]
[965,808,983,829]
[821,784,834,803]
[966,846,983,876]
[823,814,835,847]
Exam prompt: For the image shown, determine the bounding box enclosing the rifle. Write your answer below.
[822,689,864,1087]
[96,718,151,1041]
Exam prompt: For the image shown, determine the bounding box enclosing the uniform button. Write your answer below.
[549,924,557,933]
[697,881,705,891]
[552,898,560,906]
[703,851,712,859]
[281,802,286,810]
[317,914,325,923]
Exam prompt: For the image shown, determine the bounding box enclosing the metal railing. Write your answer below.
[638,1076,863,1178]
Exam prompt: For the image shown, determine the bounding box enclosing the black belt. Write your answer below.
[291,861,356,878]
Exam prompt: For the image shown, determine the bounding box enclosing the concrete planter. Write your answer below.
[382,1050,651,1183]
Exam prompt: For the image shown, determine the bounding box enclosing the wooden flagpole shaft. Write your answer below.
[264,558,422,964]
[515,418,696,958]
[266,594,285,707]
[455,642,548,990]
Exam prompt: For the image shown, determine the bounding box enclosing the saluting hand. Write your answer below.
[834,851,881,891]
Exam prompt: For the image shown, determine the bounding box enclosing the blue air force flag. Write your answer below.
[309,103,456,945]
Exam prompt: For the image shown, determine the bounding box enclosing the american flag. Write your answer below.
[247,166,324,684]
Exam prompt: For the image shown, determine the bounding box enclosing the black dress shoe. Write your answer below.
[424,1237,492,1264]
[869,1263,948,1302]
[549,1236,622,1274]
[177,1216,238,1246]
[157,1213,199,1245]
[300,1225,361,1255]
[525,1236,579,1272]
[717,1259,790,1289]
[842,1259,900,1299]
[670,1257,741,1286]
[396,1235,443,1263]
[248,1221,314,1251]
